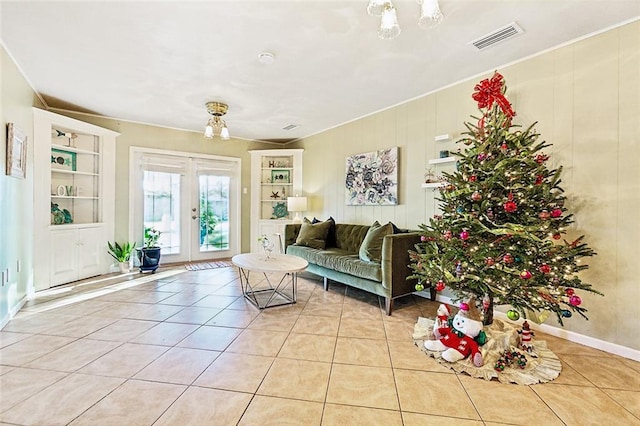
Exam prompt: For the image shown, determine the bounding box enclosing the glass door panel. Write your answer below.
[195,174,231,258]
[142,170,182,256]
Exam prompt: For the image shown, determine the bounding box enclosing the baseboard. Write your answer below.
[0,294,28,329]
[433,294,639,362]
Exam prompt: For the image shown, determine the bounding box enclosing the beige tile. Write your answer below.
[0,335,76,366]
[26,338,121,372]
[0,365,14,376]
[341,303,383,321]
[90,302,151,318]
[533,384,639,425]
[258,358,331,402]
[402,412,484,426]
[394,369,479,419]
[69,379,184,425]
[0,331,31,348]
[248,312,299,332]
[549,359,594,386]
[541,333,613,358]
[387,339,452,372]
[192,295,239,309]
[225,296,261,311]
[301,302,343,318]
[602,389,640,419]
[239,395,323,426]
[125,303,184,321]
[157,292,207,306]
[383,318,416,341]
[194,352,274,393]
[278,333,337,362]
[3,312,78,334]
[333,337,391,367]
[206,309,259,328]
[134,347,220,384]
[176,325,242,351]
[154,386,251,426]
[326,364,399,410]
[79,343,168,378]
[51,300,116,317]
[291,314,340,336]
[86,318,158,342]
[226,328,288,357]
[130,322,199,346]
[322,403,402,426]
[165,306,221,324]
[97,289,174,304]
[560,354,640,390]
[459,375,563,425]
[0,373,124,426]
[338,317,386,339]
[0,367,67,412]
[41,316,118,338]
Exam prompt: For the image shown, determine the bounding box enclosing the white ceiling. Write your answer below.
[1,1,638,143]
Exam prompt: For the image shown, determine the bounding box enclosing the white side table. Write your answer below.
[232,253,308,309]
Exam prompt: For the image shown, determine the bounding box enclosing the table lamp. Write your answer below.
[287,196,308,223]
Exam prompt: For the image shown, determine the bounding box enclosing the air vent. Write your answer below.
[469,22,524,51]
[282,124,299,131]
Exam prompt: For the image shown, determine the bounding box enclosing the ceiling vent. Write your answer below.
[282,124,299,131]
[469,22,524,51]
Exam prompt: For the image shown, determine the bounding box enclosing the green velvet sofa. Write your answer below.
[284,223,435,315]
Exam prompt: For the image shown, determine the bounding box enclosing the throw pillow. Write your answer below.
[359,221,393,262]
[312,216,337,247]
[391,222,409,234]
[295,217,331,249]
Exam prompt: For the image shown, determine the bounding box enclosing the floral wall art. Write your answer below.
[345,147,398,205]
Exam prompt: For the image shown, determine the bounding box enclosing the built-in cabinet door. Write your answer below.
[77,227,103,278]
[50,229,79,286]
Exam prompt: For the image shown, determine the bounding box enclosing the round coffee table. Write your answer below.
[232,253,308,309]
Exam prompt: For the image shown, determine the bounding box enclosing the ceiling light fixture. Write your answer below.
[418,0,444,29]
[203,101,230,140]
[367,0,444,40]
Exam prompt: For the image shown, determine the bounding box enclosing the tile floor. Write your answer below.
[1,266,639,425]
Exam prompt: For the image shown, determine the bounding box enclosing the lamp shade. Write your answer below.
[287,196,308,212]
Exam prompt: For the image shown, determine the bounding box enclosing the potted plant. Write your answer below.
[137,227,162,274]
[107,241,134,273]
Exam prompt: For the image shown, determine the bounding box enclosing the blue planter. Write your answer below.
[137,247,161,273]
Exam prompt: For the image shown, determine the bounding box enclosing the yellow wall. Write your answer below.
[52,112,278,251]
[294,21,640,350]
[0,43,44,321]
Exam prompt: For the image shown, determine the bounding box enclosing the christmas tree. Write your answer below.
[410,72,600,326]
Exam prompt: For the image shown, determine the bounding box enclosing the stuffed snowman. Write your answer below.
[424,297,486,367]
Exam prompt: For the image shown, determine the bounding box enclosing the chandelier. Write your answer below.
[367,0,444,40]
[203,101,230,140]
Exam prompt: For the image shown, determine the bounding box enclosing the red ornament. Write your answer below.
[435,280,446,291]
[552,233,561,240]
[459,230,470,240]
[443,230,452,240]
[503,254,514,264]
[469,175,477,182]
[504,201,518,213]
[539,264,551,274]
[520,270,532,280]
[539,210,550,220]
[569,295,582,306]
[471,191,482,202]
[485,257,495,266]
[500,142,508,154]
[551,208,563,218]
[565,288,575,296]
[477,153,487,161]
[535,175,544,185]
[459,302,469,312]
[535,154,549,164]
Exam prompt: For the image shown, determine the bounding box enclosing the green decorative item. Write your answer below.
[143,227,161,248]
[409,72,601,326]
[51,202,72,224]
[271,202,288,219]
[107,241,135,262]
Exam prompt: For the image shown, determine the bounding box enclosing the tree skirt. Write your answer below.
[413,317,562,385]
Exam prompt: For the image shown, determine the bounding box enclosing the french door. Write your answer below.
[131,149,240,263]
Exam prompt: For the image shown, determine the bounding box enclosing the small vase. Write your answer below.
[118,262,130,273]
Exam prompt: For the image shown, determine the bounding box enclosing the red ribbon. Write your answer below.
[472,72,515,118]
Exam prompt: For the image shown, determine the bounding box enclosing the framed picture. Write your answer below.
[51,148,77,171]
[6,123,27,178]
[345,146,398,205]
[271,169,290,184]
